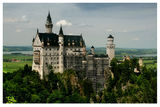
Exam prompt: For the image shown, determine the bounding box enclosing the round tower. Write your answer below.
[58,25,64,73]
[106,34,115,63]
[45,11,53,33]
[139,57,143,67]
[90,46,95,55]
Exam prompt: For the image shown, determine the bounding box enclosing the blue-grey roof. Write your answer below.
[38,33,85,47]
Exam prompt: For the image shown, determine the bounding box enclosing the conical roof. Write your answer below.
[46,11,52,23]
[59,25,63,35]
[108,34,114,38]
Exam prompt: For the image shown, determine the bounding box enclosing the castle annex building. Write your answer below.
[32,12,115,91]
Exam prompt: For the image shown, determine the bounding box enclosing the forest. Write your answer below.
[3,58,157,103]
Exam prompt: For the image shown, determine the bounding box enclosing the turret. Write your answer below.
[91,46,95,55]
[58,25,64,73]
[45,11,53,33]
[32,28,39,46]
[139,57,143,67]
[106,34,115,63]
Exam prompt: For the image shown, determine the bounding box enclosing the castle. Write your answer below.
[32,12,115,91]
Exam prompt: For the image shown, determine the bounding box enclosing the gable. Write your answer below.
[33,34,42,46]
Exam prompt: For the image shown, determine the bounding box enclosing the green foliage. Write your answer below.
[6,96,17,103]
[47,90,64,103]
[102,90,117,103]
[3,66,90,103]
[64,92,87,103]
[104,58,157,103]
[3,57,157,103]
[31,94,41,103]
[82,79,94,98]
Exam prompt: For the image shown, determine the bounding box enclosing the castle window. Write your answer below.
[50,48,51,51]
[46,48,47,51]
[34,50,40,65]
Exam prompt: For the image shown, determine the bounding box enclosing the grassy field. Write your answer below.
[143,59,157,69]
[3,61,32,73]
[3,52,156,73]
[3,54,32,61]
[3,54,32,73]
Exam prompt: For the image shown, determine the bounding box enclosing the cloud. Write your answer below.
[16,29,22,33]
[75,3,156,11]
[4,15,29,23]
[56,20,72,26]
[78,23,93,27]
[106,29,113,32]
[68,33,73,35]
[122,29,128,32]
[132,37,139,41]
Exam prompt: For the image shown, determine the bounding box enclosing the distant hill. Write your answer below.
[3,46,32,52]
[3,46,157,56]
[87,47,157,56]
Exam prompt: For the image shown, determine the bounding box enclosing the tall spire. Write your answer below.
[47,11,52,23]
[45,11,53,33]
[37,28,39,34]
[59,25,63,35]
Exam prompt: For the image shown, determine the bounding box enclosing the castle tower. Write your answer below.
[139,57,143,67]
[58,25,64,73]
[106,34,115,62]
[45,11,53,33]
[91,46,95,55]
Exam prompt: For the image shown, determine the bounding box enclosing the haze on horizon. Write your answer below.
[3,3,157,49]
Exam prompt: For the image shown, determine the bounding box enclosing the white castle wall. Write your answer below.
[106,37,115,63]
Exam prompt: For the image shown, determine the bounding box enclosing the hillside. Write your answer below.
[3,46,157,56]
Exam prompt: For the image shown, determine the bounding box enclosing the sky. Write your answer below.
[3,3,157,48]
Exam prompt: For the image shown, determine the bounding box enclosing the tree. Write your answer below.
[82,79,94,98]
[47,90,64,103]
[47,71,58,92]
[6,96,17,103]
[31,94,41,103]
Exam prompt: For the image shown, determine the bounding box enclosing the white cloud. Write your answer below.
[132,37,139,41]
[78,23,92,27]
[122,29,128,32]
[106,29,113,32]
[16,29,22,33]
[4,15,29,23]
[56,20,72,26]
[68,33,73,35]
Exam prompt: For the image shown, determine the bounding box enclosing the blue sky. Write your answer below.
[3,3,157,48]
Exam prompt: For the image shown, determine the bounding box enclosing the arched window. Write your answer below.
[34,50,40,64]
